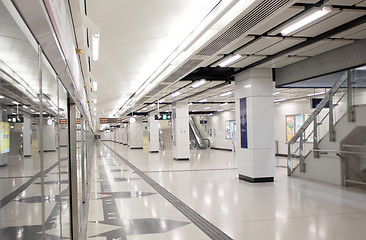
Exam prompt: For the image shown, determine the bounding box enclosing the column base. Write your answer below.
[130,147,143,149]
[24,155,32,157]
[0,163,7,167]
[239,174,274,183]
[149,151,159,153]
[174,157,189,161]
[123,143,128,145]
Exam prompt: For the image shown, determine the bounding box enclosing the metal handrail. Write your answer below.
[289,72,348,145]
[311,149,366,155]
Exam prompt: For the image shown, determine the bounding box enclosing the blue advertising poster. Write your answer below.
[240,98,248,148]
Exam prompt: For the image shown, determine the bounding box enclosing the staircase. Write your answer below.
[287,69,366,186]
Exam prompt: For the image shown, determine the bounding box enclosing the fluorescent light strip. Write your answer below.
[281,6,332,35]
[217,109,224,112]
[199,99,207,103]
[307,91,325,97]
[191,79,206,88]
[220,103,228,106]
[204,107,210,110]
[171,91,181,98]
[273,92,280,95]
[93,81,98,91]
[274,99,286,103]
[219,54,241,67]
[220,91,232,97]
[92,34,100,61]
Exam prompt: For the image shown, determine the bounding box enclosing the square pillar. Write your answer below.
[172,102,190,160]
[149,113,159,153]
[129,118,143,149]
[235,68,275,183]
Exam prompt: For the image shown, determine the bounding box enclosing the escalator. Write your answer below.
[189,116,209,149]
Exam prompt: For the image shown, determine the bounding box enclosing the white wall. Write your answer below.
[205,111,236,150]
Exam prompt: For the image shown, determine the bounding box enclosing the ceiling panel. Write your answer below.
[256,37,306,55]
[288,39,332,55]
[268,8,339,36]
[295,0,319,3]
[332,22,366,39]
[347,29,366,39]
[229,55,267,68]
[357,1,366,7]
[327,0,361,5]
[294,9,366,37]
[248,6,305,35]
[267,56,308,68]
[300,39,354,56]
[216,36,255,55]
[235,36,283,55]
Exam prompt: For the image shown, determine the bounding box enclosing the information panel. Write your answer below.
[100,118,122,124]
[240,98,248,148]
[0,122,10,153]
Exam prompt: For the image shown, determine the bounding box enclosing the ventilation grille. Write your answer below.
[197,0,290,56]
[147,84,169,96]
[135,96,150,106]
[162,59,204,83]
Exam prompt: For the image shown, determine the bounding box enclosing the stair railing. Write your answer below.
[287,70,355,176]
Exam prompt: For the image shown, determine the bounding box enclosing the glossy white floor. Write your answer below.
[87,141,366,240]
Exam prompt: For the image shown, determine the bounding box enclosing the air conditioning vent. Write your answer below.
[197,0,290,56]
[163,59,204,83]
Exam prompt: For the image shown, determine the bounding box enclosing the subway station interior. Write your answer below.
[1,0,366,239]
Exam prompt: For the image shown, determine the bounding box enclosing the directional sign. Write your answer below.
[100,118,122,124]
[155,113,171,120]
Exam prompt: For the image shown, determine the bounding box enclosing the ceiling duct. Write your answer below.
[162,59,204,83]
[197,0,291,56]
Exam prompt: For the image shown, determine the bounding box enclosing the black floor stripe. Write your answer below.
[103,143,233,240]
[0,158,67,209]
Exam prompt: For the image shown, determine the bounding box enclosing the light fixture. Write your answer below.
[159,99,165,103]
[93,99,97,104]
[274,99,286,102]
[198,99,207,103]
[150,103,156,107]
[217,109,224,112]
[171,91,181,98]
[192,110,197,112]
[23,105,28,109]
[208,113,213,116]
[12,101,19,105]
[93,81,98,91]
[245,84,251,88]
[92,34,100,61]
[219,54,241,67]
[30,109,35,112]
[188,103,192,106]
[307,91,325,97]
[137,111,141,113]
[129,117,136,123]
[204,107,210,110]
[220,92,232,97]
[94,107,96,111]
[220,103,228,106]
[191,79,206,88]
[0,95,4,99]
[281,6,332,35]
[143,107,147,110]
[273,92,280,95]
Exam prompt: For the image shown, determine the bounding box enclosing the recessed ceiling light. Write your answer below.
[208,113,213,116]
[92,34,100,61]
[150,103,156,107]
[307,91,325,97]
[12,101,19,105]
[220,92,232,97]
[244,84,251,88]
[171,91,181,98]
[198,99,207,103]
[204,107,210,110]
[219,54,241,67]
[23,105,28,109]
[0,95,4,99]
[273,92,280,95]
[159,99,165,103]
[191,79,206,88]
[274,99,286,103]
[220,102,228,106]
[281,6,332,35]
[143,107,147,110]
[188,103,192,106]
[192,110,197,112]
[217,109,224,112]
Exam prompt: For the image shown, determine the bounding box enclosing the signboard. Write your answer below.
[0,122,10,153]
[7,115,23,123]
[155,113,171,120]
[60,119,67,124]
[200,120,208,124]
[100,118,122,124]
[286,116,295,141]
[240,98,248,148]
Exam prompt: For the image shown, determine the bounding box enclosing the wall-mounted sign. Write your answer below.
[200,120,208,124]
[240,98,248,149]
[155,113,171,120]
[59,119,67,124]
[100,118,122,124]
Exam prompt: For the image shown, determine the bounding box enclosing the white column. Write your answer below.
[172,102,190,160]
[43,119,56,152]
[122,125,128,145]
[129,118,143,149]
[149,113,159,153]
[23,114,32,157]
[235,68,275,183]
